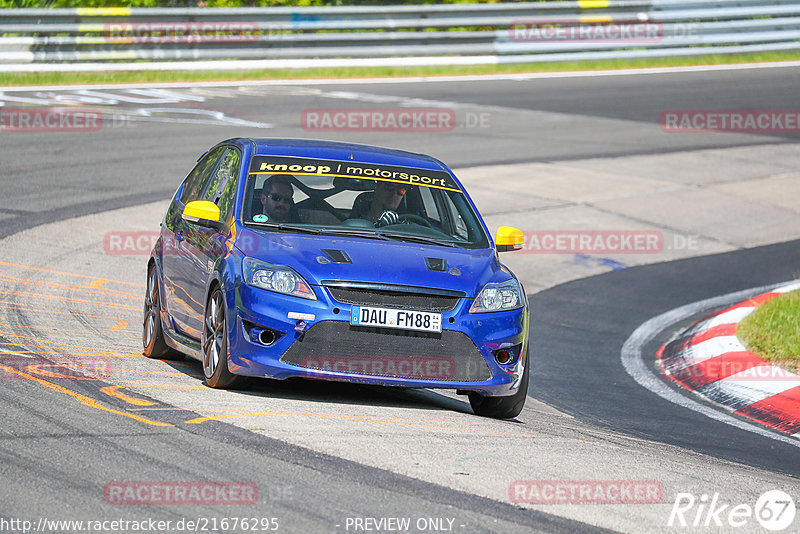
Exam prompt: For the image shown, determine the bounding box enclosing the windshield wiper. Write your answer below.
[246,221,322,234]
[376,231,458,247]
[317,228,391,240]
[247,222,391,240]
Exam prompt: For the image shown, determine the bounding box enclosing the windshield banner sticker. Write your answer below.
[249,156,460,192]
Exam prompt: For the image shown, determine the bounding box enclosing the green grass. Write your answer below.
[2,49,799,87]
[738,289,800,374]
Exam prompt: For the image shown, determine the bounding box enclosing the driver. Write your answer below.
[260,174,295,223]
[358,181,407,226]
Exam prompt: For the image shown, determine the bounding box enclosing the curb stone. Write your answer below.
[658,282,800,436]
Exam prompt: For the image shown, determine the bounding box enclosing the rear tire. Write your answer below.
[469,351,529,419]
[202,287,246,389]
[143,263,181,360]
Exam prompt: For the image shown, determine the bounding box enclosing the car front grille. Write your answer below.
[281,321,491,382]
[326,286,460,312]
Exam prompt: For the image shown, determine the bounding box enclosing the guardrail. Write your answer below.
[0,1,798,72]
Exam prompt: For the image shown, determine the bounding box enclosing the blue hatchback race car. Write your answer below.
[144,138,529,419]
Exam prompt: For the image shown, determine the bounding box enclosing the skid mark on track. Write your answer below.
[23,363,108,380]
[0,260,144,288]
[0,322,127,334]
[0,273,140,299]
[100,367,203,378]
[0,364,172,427]
[0,290,139,311]
[0,329,142,356]
[0,302,135,324]
[100,383,206,406]
[0,346,141,358]
[100,385,157,406]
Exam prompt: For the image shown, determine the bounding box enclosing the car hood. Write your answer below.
[235,228,507,298]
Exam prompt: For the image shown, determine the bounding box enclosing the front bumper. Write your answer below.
[226,282,528,397]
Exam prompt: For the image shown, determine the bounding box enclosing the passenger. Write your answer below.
[260,174,295,223]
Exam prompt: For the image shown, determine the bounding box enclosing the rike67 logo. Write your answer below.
[668,490,796,531]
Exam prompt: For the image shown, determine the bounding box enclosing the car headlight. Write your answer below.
[469,278,523,313]
[242,257,316,300]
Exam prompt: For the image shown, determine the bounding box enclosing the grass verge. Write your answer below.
[738,289,800,374]
[1,49,799,87]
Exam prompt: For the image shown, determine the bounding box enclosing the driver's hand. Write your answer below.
[376,210,399,227]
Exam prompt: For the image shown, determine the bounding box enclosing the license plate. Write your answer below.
[350,306,442,333]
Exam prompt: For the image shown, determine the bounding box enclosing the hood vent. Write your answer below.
[321,249,352,264]
[425,257,447,272]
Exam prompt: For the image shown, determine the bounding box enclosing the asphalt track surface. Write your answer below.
[1,65,800,533]
[533,239,800,476]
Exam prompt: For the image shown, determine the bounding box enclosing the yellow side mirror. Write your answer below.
[495,226,524,252]
[182,200,222,230]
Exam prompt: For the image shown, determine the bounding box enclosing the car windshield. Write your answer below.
[242,155,489,249]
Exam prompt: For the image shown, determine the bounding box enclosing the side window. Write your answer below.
[180,146,225,205]
[209,149,242,222]
[443,193,469,240]
[418,186,442,224]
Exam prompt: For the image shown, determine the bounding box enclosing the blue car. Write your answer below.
[144,138,529,419]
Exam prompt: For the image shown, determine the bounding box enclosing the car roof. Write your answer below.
[232,138,450,172]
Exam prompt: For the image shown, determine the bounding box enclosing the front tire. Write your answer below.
[202,287,246,389]
[469,351,529,419]
[143,263,180,360]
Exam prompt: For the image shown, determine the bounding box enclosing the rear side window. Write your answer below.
[180,146,225,204]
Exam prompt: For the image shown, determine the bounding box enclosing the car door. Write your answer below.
[161,146,226,338]
[179,147,242,337]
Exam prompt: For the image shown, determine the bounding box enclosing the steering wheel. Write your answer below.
[397,214,432,227]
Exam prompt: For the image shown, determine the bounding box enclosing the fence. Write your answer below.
[0,0,798,71]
